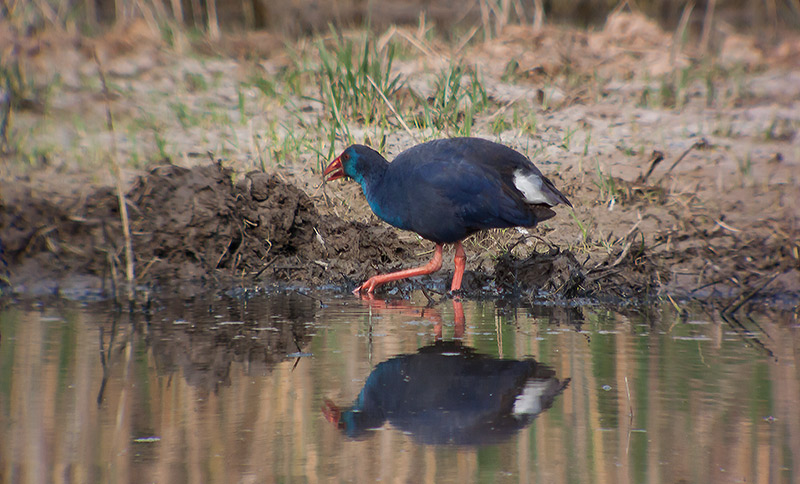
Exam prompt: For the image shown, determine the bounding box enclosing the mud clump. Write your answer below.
[494,248,585,297]
[125,163,333,285]
[0,163,413,296]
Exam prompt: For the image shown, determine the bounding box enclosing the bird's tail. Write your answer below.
[540,175,572,208]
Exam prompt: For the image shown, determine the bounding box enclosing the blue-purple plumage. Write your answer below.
[336,137,571,244]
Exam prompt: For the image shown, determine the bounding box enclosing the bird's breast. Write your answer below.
[363,183,410,231]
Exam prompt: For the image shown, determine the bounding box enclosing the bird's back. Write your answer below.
[367,138,570,244]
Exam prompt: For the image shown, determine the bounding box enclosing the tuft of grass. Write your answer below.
[501,59,520,82]
[569,209,590,246]
[170,101,196,129]
[704,67,717,108]
[1,51,54,154]
[737,152,753,184]
[184,72,208,92]
[593,159,620,206]
[248,75,277,98]
[519,110,538,136]
[560,126,576,151]
[429,64,468,129]
[317,30,403,132]
[583,129,592,156]
[671,67,691,109]
[491,114,511,134]
[416,63,489,136]
[659,77,676,108]
[154,131,170,160]
[237,86,246,124]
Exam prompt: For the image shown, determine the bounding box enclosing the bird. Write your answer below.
[322,340,571,444]
[323,137,572,294]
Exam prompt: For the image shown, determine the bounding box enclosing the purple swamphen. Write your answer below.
[322,340,570,444]
[323,137,572,294]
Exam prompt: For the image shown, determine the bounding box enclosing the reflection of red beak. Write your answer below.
[322,399,342,426]
[323,156,344,182]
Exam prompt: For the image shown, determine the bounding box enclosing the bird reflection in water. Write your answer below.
[323,298,570,445]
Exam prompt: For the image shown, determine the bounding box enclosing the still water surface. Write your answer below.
[1,292,798,483]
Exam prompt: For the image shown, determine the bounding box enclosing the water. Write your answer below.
[1,292,797,483]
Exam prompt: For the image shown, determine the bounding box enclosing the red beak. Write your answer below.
[323,156,344,182]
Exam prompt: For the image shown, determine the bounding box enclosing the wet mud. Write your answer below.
[0,163,412,297]
[2,162,796,308]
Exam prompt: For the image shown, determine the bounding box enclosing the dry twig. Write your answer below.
[656,139,708,184]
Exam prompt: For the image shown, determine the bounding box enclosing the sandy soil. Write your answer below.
[1,13,798,308]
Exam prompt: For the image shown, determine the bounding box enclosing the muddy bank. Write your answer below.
[2,163,797,308]
[0,163,411,298]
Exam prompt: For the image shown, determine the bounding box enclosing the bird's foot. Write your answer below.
[353,277,381,295]
[354,290,377,301]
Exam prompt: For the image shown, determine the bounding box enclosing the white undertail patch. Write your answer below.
[512,380,550,416]
[513,169,553,206]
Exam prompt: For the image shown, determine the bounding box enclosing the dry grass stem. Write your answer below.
[700,0,717,56]
[206,0,220,40]
[94,50,135,301]
[672,1,694,67]
[366,74,418,142]
[532,0,544,31]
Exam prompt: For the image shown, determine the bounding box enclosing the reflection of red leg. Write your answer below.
[450,241,466,292]
[452,298,465,339]
[355,244,444,294]
[433,321,443,341]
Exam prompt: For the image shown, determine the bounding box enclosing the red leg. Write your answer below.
[355,244,444,294]
[450,241,466,292]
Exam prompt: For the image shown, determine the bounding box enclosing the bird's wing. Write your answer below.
[458,140,572,208]
[409,138,571,207]
[414,158,540,228]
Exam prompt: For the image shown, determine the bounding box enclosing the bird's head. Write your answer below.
[322,399,374,439]
[322,399,343,427]
[323,145,385,185]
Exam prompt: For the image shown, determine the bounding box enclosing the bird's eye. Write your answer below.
[341,153,350,161]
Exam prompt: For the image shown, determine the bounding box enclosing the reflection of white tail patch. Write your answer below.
[513,170,552,205]
[512,380,550,416]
